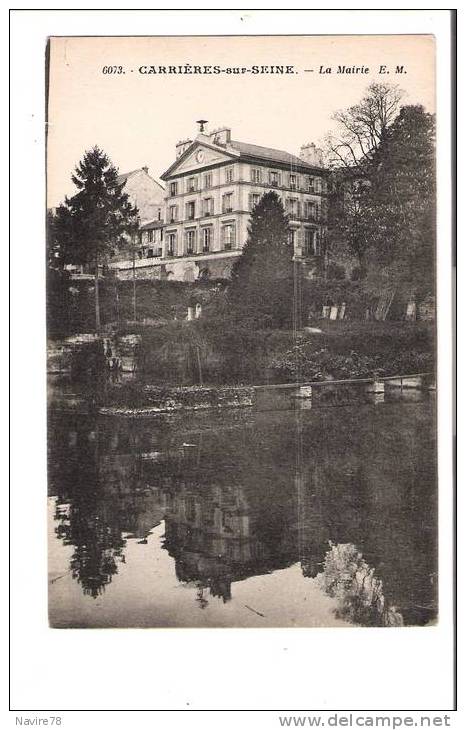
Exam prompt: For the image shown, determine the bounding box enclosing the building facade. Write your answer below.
[115,166,165,224]
[111,124,329,282]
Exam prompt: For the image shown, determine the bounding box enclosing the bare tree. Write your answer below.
[325,82,404,173]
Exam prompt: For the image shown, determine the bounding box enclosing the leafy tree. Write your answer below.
[227,191,293,328]
[325,83,405,271]
[326,84,435,316]
[326,82,404,172]
[359,105,436,305]
[53,146,139,330]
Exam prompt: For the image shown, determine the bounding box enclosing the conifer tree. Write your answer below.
[228,191,293,328]
[53,146,139,330]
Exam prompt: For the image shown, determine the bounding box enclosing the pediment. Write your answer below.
[162,141,239,179]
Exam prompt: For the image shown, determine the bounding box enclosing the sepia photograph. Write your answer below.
[46,34,438,630]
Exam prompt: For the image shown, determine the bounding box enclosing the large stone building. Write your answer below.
[111,123,329,282]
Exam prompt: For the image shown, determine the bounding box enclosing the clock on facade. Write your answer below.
[195,149,205,163]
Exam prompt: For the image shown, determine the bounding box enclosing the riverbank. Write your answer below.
[93,373,435,416]
[99,383,255,416]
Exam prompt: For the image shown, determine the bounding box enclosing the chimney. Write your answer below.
[300,142,324,167]
[196,119,209,133]
[209,127,232,146]
[176,138,193,158]
[142,166,149,174]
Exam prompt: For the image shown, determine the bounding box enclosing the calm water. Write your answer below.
[48,397,437,628]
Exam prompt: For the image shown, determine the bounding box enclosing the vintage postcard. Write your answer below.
[46,34,438,630]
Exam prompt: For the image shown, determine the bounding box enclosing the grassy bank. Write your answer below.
[134,318,435,387]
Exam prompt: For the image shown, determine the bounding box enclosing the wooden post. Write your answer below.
[132,240,137,322]
[95,254,101,332]
[196,345,203,386]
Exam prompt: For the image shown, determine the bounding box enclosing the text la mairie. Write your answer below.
[110,122,329,282]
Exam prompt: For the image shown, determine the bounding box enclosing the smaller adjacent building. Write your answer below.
[115,166,165,224]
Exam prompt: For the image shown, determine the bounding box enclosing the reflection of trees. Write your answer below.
[56,499,125,597]
[49,412,163,598]
[318,542,403,627]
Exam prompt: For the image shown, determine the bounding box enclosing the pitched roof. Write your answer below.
[116,167,165,191]
[161,135,325,180]
[229,140,314,168]
[116,168,142,183]
[140,218,164,231]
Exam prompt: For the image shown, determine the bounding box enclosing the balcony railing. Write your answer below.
[222,207,233,214]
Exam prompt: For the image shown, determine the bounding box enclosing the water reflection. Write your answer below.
[48,399,437,627]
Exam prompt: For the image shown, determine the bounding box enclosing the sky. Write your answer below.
[47,34,435,207]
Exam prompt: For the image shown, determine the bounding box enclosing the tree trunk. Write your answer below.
[132,243,137,322]
[95,254,101,332]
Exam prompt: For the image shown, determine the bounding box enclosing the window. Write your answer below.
[203,198,213,216]
[169,181,178,196]
[186,201,196,220]
[222,224,235,250]
[225,166,234,183]
[289,174,297,190]
[287,198,299,217]
[307,177,315,193]
[148,230,154,243]
[249,193,260,211]
[204,173,212,189]
[222,193,233,213]
[185,230,196,254]
[160,229,163,241]
[169,205,178,223]
[304,229,320,256]
[314,177,322,194]
[269,170,281,187]
[314,231,321,255]
[306,201,316,220]
[157,210,161,220]
[251,168,261,184]
[187,177,197,193]
[147,248,154,258]
[167,233,177,256]
[289,229,296,247]
[202,227,212,252]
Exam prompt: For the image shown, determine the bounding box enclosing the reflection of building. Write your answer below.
[149,473,297,603]
[111,123,328,282]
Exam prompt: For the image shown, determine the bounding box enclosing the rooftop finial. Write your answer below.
[196,119,208,133]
